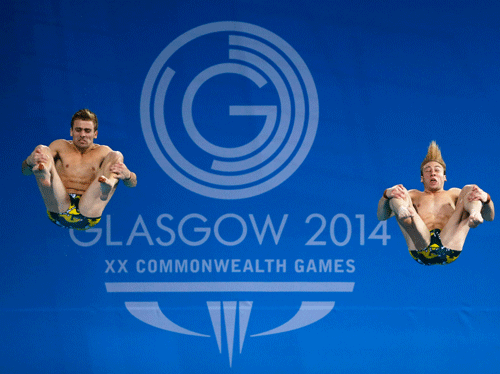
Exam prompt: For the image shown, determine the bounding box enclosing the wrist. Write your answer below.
[24,158,36,169]
[383,189,391,200]
[25,157,34,167]
[484,193,491,205]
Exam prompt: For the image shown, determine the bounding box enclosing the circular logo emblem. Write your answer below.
[140,22,319,199]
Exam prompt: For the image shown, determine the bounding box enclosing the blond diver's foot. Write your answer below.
[395,206,413,220]
[468,210,484,228]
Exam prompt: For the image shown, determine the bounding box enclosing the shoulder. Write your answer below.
[408,189,422,199]
[446,187,461,199]
[90,144,114,162]
[48,139,70,154]
[49,139,69,148]
[94,144,113,155]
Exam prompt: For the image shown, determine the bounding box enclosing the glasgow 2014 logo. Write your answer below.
[129,21,346,368]
[140,21,319,199]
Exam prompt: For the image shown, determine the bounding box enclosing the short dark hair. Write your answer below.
[71,109,98,131]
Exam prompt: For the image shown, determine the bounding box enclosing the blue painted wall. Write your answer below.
[2,1,499,372]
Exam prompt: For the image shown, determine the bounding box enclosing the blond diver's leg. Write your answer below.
[390,196,430,251]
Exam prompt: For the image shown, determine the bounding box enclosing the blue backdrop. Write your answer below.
[2,1,499,373]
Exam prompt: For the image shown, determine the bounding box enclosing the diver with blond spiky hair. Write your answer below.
[420,140,446,172]
[377,141,494,265]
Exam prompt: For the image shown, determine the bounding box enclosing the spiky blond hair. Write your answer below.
[420,141,446,175]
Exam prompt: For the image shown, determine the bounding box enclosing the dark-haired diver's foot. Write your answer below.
[98,176,115,201]
[33,163,51,187]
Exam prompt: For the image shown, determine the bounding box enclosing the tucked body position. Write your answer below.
[22,109,137,230]
[377,141,494,265]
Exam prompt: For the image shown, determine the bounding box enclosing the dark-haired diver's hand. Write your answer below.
[109,162,131,180]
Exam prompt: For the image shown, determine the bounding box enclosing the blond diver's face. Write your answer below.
[421,161,446,191]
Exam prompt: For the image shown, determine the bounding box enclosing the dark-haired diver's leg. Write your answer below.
[78,151,123,218]
[30,145,71,213]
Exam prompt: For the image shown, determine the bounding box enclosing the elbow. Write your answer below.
[125,179,137,188]
[377,203,390,221]
[483,204,495,221]
[377,212,387,221]
[22,163,32,176]
[483,211,495,222]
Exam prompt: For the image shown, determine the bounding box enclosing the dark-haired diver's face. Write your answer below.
[421,161,446,191]
[71,119,98,151]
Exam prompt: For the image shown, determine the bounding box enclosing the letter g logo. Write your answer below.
[141,22,319,199]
